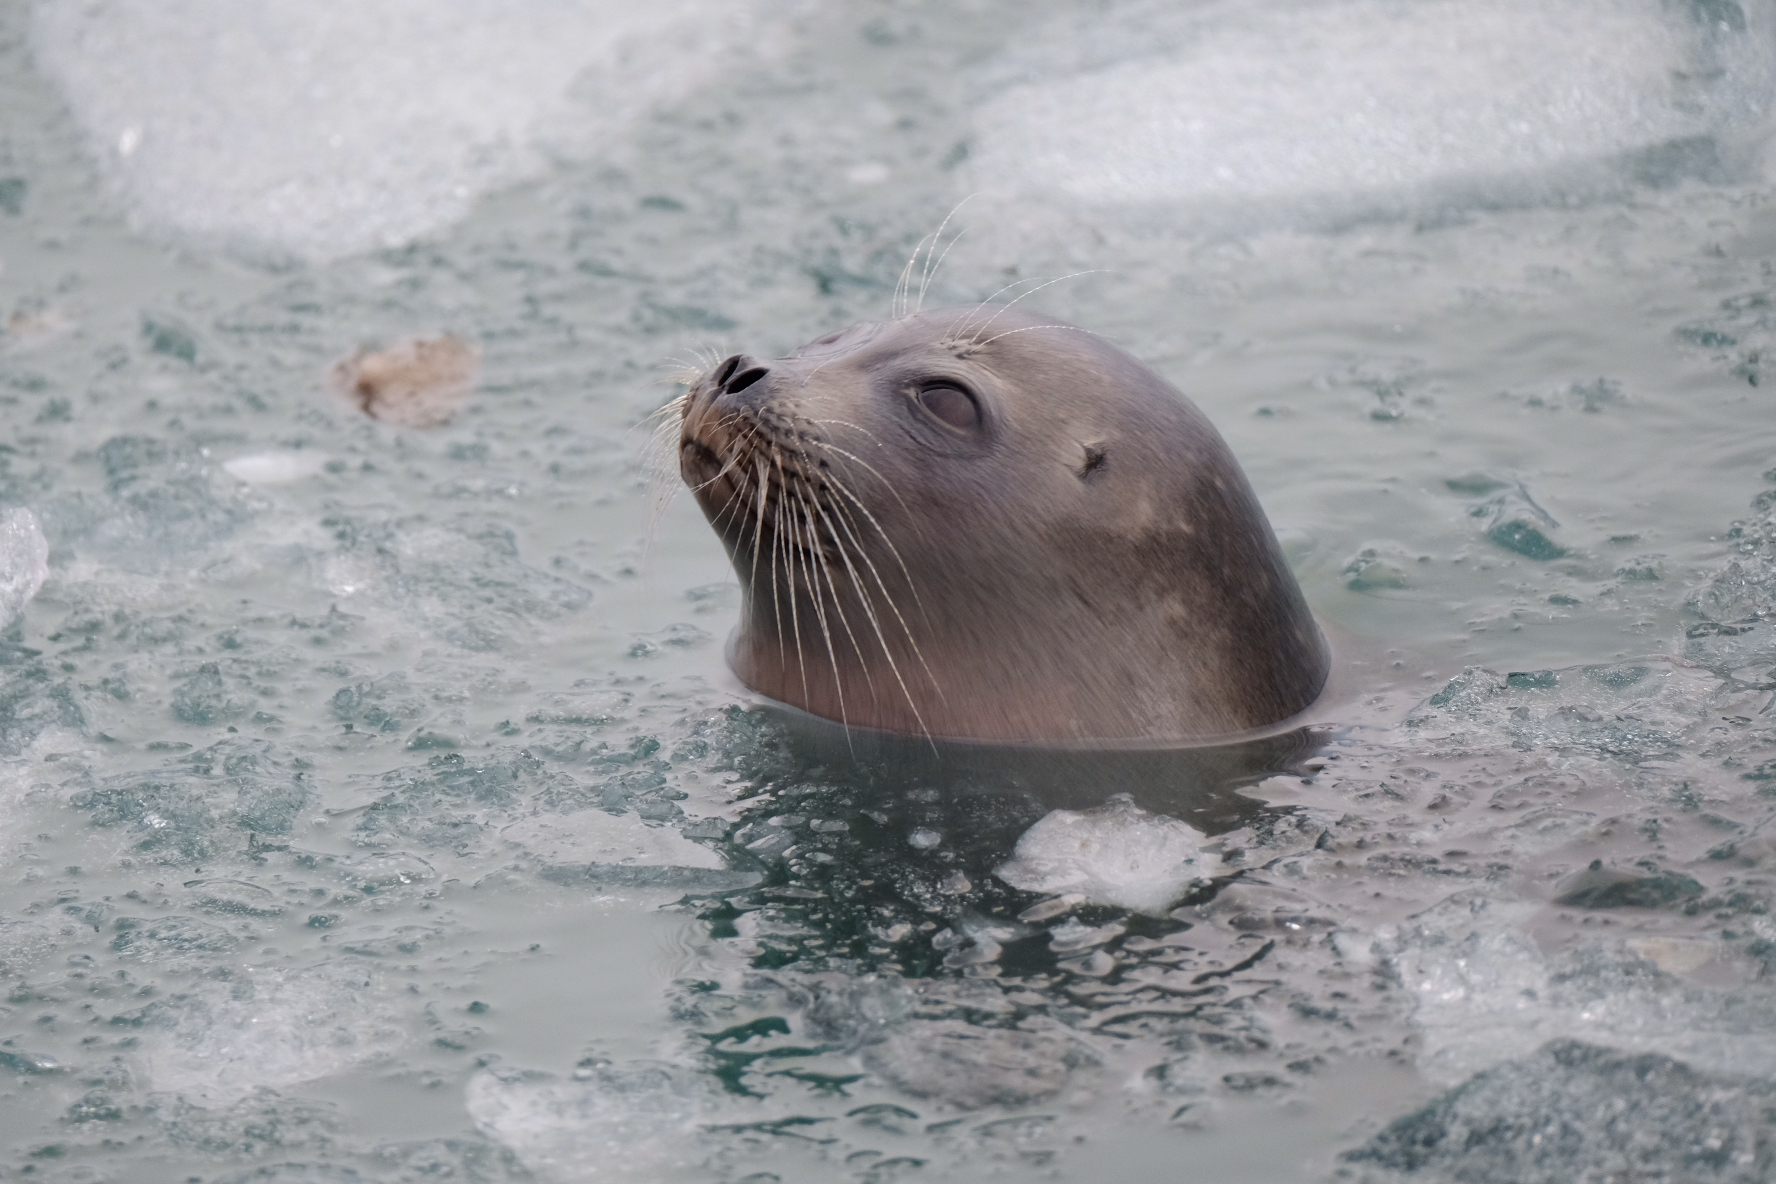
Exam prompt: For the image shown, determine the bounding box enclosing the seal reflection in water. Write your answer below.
[678,305,1328,745]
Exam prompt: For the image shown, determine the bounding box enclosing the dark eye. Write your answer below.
[916,384,981,431]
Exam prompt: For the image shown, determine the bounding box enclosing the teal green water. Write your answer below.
[4,1,1776,1181]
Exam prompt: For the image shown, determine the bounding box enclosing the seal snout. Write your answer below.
[679,353,781,507]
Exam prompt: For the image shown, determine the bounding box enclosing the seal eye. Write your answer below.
[916,384,981,431]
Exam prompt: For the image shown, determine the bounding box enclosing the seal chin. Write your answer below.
[677,306,1329,746]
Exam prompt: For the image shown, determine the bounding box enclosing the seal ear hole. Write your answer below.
[1078,444,1108,480]
[916,384,981,431]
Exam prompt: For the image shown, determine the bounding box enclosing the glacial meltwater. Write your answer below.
[4,1,1776,1181]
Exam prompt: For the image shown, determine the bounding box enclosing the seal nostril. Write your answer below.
[725,367,769,394]
[714,355,742,385]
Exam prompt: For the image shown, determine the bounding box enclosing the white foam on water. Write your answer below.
[968,0,1772,218]
[995,793,1219,915]
[0,507,49,628]
[31,0,781,261]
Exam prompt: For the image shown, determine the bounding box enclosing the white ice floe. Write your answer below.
[0,508,49,628]
[222,452,329,485]
[995,793,1219,915]
[969,0,1773,218]
[31,0,785,260]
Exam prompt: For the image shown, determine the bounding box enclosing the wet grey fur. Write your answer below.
[679,305,1328,745]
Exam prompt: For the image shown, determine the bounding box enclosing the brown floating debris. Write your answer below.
[6,306,78,347]
[328,333,478,429]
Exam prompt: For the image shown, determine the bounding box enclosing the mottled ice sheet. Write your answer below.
[4,1,1776,1181]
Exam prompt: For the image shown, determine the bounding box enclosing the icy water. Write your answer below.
[5,0,1776,1181]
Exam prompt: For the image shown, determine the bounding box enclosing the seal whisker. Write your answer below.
[893,197,970,321]
[824,519,936,745]
[917,228,966,315]
[752,450,793,680]
[747,450,771,608]
[799,416,887,446]
[969,323,1111,351]
[961,271,1108,343]
[768,448,812,706]
[641,389,698,563]
[656,357,710,389]
[812,464,934,630]
[643,396,691,485]
[687,448,746,495]
[704,423,766,538]
[643,386,691,418]
[791,436,930,621]
[803,491,879,695]
[801,437,913,512]
[916,197,973,314]
[684,409,758,495]
[815,475,942,738]
[948,274,1058,340]
[671,344,730,385]
[638,388,690,447]
[892,233,934,321]
[786,485,856,732]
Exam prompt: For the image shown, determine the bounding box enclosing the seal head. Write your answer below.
[679,305,1328,745]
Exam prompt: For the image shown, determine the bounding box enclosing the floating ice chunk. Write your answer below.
[995,793,1218,915]
[0,508,49,629]
[501,809,725,871]
[32,0,781,260]
[222,452,329,485]
[1553,860,1702,909]
[467,1062,720,1183]
[861,1019,1094,1108]
[970,0,1769,219]
[1341,541,1417,592]
[1388,893,1776,1085]
[846,161,891,185]
[1346,1040,1776,1182]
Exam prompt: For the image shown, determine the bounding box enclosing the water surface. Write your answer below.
[4,1,1776,1181]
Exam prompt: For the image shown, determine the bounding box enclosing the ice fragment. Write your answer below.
[1345,1040,1776,1183]
[0,507,49,628]
[995,793,1219,915]
[222,452,329,485]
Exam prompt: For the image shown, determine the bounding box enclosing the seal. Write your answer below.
[677,304,1329,745]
